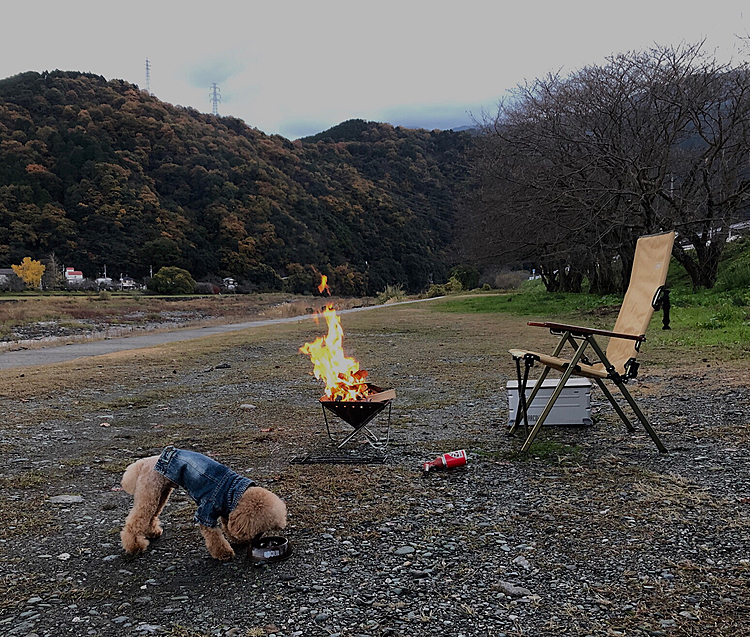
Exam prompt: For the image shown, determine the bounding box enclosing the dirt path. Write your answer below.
[0,297,443,370]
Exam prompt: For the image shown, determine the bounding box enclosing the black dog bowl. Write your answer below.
[248,535,292,563]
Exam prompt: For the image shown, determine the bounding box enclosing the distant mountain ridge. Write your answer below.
[0,71,472,294]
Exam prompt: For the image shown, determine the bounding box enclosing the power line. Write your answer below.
[209,83,221,116]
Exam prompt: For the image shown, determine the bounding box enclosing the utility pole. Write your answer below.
[145,58,151,95]
[209,83,221,116]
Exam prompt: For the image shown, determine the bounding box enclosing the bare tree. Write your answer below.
[464,43,750,291]
[41,253,65,291]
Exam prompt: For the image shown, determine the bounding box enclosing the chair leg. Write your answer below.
[508,362,551,436]
[520,364,576,453]
[614,380,667,453]
[520,340,589,453]
[510,356,532,437]
[594,379,636,432]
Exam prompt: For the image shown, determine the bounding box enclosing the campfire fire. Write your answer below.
[299,277,395,454]
[299,302,374,402]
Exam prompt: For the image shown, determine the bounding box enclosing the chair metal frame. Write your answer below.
[509,322,666,453]
[508,231,675,454]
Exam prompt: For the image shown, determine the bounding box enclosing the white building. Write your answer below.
[64,267,83,282]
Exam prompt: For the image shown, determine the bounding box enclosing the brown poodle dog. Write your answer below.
[120,447,286,560]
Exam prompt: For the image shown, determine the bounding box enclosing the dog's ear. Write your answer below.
[227,487,287,541]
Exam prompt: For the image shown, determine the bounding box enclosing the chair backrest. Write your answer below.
[605,231,675,374]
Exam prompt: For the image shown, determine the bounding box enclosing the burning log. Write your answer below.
[299,300,384,402]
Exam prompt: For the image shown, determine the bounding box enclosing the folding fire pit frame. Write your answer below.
[320,384,395,451]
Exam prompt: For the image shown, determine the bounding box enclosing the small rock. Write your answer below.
[679,611,696,620]
[513,555,531,570]
[394,546,415,555]
[48,495,84,504]
[215,362,231,369]
[495,581,533,598]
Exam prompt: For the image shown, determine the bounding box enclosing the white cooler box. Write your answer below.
[507,378,592,426]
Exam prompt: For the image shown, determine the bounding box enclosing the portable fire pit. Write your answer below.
[320,384,396,450]
[295,292,397,464]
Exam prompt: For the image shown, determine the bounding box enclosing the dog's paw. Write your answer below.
[121,531,149,555]
[146,521,163,539]
[210,545,236,561]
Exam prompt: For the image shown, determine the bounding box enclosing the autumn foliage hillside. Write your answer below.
[0,71,471,293]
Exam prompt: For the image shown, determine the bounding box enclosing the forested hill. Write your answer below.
[0,71,472,294]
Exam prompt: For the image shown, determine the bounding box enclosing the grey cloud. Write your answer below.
[279,120,334,140]
[187,56,244,88]
[380,103,483,131]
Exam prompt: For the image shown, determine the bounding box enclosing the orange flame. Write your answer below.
[318,274,331,295]
[299,303,370,401]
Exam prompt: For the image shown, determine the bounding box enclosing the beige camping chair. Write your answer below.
[509,230,675,453]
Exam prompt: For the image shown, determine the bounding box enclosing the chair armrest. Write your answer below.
[527,321,646,342]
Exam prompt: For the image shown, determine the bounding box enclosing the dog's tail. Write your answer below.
[121,456,158,495]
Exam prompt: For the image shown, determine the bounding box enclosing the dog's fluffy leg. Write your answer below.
[200,525,235,561]
[121,456,172,554]
[146,484,173,539]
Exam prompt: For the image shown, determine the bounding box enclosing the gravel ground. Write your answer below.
[0,306,748,637]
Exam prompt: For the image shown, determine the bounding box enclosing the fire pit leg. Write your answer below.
[321,401,392,450]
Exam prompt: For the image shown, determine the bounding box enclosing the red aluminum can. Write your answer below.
[422,449,467,472]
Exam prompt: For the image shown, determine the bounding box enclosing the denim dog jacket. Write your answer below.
[154,446,255,527]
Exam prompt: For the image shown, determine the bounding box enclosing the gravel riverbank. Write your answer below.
[0,306,747,637]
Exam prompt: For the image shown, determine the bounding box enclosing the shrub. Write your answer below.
[446,276,464,292]
[0,272,24,292]
[239,264,284,293]
[377,284,405,304]
[493,270,528,290]
[449,265,479,290]
[716,258,750,292]
[425,284,447,298]
[147,267,196,295]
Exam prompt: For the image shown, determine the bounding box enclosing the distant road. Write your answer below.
[0,297,444,370]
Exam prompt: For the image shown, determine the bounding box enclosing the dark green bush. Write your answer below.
[147,267,196,295]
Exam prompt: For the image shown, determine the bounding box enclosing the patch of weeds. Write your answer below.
[0,573,50,611]
[0,469,56,489]
[96,459,131,474]
[0,497,58,540]
[502,440,582,463]
[94,387,188,410]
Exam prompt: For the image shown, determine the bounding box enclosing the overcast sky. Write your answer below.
[1,1,747,139]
